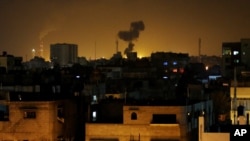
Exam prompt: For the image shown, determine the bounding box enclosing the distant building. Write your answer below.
[23,56,50,69]
[50,43,78,67]
[151,52,189,79]
[222,39,250,77]
[0,51,22,72]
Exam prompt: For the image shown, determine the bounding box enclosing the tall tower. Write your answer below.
[198,38,201,63]
[50,43,78,67]
[39,41,44,58]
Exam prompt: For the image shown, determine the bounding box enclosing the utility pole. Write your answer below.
[233,66,237,124]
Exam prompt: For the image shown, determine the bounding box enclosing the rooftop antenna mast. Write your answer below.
[198,38,201,63]
[95,41,96,60]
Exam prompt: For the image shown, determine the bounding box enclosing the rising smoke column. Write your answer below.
[118,21,145,56]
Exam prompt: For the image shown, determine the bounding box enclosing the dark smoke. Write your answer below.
[118,21,145,56]
[124,42,134,55]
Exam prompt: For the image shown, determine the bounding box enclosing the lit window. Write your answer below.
[131,112,137,120]
[173,61,177,65]
[233,50,239,55]
[93,95,97,101]
[163,61,168,66]
[92,111,97,121]
[223,49,231,55]
[163,76,168,79]
[172,68,178,73]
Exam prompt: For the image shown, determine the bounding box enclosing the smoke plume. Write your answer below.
[118,21,145,56]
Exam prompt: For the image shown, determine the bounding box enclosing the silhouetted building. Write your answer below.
[222,39,250,77]
[50,43,78,67]
[0,51,22,72]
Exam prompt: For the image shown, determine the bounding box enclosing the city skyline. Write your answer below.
[1,0,250,61]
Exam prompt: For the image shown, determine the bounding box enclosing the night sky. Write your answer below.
[1,0,250,61]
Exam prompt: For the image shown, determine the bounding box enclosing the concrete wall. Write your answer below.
[86,123,181,141]
[123,106,185,125]
[230,87,250,124]
[86,101,213,141]
[199,116,229,141]
[0,100,76,141]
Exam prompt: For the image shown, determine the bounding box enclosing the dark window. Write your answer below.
[152,114,176,123]
[57,105,64,118]
[24,111,36,119]
[131,112,137,120]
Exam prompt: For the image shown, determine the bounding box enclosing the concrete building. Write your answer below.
[198,116,229,141]
[0,91,77,141]
[230,86,250,125]
[85,100,213,141]
[222,39,250,77]
[50,43,78,67]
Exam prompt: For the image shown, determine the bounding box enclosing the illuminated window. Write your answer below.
[163,61,168,66]
[93,95,97,102]
[131,112,137,120]
[92,111,97,121]
[24,111,36,119]
[162,76,168,79]
[173,61,177,65]
[223,49,231,55]
[233,50,239,55]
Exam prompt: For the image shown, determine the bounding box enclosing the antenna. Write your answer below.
[95,41,96,60]
[198,38,201,62]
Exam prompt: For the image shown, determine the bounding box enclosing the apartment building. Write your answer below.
[0,91,77,141]
[86,100,213,141]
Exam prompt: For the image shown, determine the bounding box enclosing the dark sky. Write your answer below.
[1,0,250,61]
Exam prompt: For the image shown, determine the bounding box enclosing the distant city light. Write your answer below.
[172,68,178,73]
[163,76,168,79]
[173,61,177,65]
[205,66,209,70]
[92,111,97,121]
[163,61,168,66]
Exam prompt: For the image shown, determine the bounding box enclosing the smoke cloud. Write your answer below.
[118,21,145,56]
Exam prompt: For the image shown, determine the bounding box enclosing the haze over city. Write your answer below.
[1,0,250,60]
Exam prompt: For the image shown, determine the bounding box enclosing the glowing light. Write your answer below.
[205,66,209,70]
[172,68,178,73]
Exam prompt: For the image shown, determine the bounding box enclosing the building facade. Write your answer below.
[0,92,77,141]
[86,100,213,141]
[50,43,78,67]
[222,39,250,77]
[230,87,250,125]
